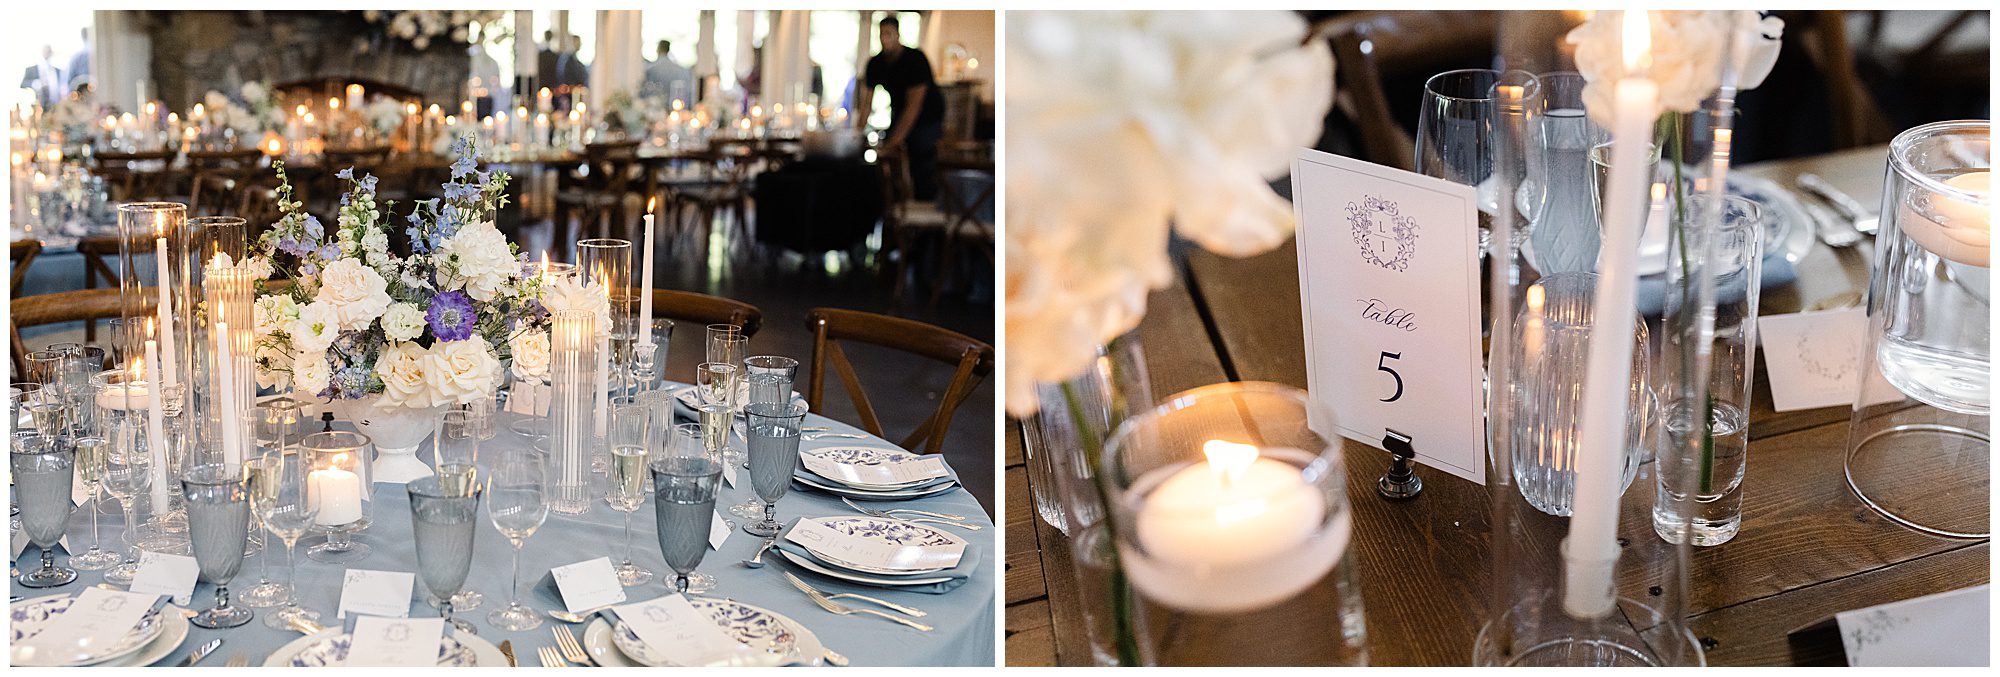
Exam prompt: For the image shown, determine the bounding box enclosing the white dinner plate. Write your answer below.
[778,549,956,587]
[261,628,505,667]
[791,471,959,500]
[794,516,967,576]
[99,605,190,667]
[800,447,951,490]
[9,593,170,666]
[581,598,826,667]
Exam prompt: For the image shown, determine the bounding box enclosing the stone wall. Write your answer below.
[144,10,472,109]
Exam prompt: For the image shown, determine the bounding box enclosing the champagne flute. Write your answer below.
[13,433,78,588]
[100,432,152,585]
[70,433,121,570]
[254,446,321,631]
[408,475,481,634]
[743,401,807,536]
[486,447,549,631]
[653,425,722,595]
[241,401,302,608]
[605,397,655,586]
[184,463,253,628]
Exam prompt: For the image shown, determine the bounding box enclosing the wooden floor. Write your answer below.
[1004,145,1990,665]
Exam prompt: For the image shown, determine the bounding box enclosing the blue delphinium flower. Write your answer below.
[450,155,477,180]
[302,214,325,241]
[426,291,477,342]
[317,244,341,261]
[443,182,480,203]
[358,173,378,193]
[336,167,354,181]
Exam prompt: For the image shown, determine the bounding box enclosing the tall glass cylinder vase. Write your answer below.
[195,216,257,469]
[577,239,630,443]
[1102,382,1366,666]
[549,306,599,515]
[1845,120,1990,539]
[117,202,194,533]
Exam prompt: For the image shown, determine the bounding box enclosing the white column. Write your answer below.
[694,10,718,79]
[589,10,645,112]
[920,10,945,70]
[853,11,874,105]
[734,10,757,102]
[514,10,537,81]
[92,10,150,112]
[760,11,812,110]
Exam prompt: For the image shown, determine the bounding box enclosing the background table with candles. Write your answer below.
[14,408,996,667]
[1004,145,1990,666]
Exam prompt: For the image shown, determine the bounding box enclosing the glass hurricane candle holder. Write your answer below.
[1846,119,1991,539]
[303,431,375,563]
[1102,382,1366,666]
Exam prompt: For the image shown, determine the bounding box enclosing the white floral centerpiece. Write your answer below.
[363,98,408,137]
[199,90,266,138]
[359,10,510,51]
[238,81,286,132]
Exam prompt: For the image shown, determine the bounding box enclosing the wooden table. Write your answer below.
[1005,145,1990,666]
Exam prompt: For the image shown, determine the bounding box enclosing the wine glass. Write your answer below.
[241,400,303,607]
[69,430,120,570]
[486,447,550,631]
[253,444,321,631]
[653,426,723,595]
[431,410,484,612]
[408,475,481,635]
[183,463,254,628]
[704,324,743,365]
[100,430,152,585]
[1414,68,1538,256]
[605,396,655,586]
[743,401,807,537]
[731,358,796,519]
[13,432,78,588]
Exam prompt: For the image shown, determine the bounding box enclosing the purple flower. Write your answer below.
[336,167,355,181]
[450,155,477,180]
[427,291,477,341]
[443,182,480,203]
[335,367,370,395]
[302,214,325,240]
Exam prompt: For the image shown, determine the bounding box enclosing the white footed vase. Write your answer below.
[330,395,441,484]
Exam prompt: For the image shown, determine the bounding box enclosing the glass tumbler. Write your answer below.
[1102,382,1366,666]
[1846,119,1991,539]
[1508,272,1651,517]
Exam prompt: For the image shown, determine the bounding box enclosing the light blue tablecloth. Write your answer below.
[11,409,996,667]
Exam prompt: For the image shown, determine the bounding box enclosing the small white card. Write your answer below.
[801,453,948,487]
[722,460,738,488]
[128,551,200,606]
[337,569,416,620]
[1293,148,1487,484]
[504,381,551,416]
[343,616,445,667]
[71,473,91,506]
[550,557,627,613]
[786,518,964,571]
[613,594,745,666]
[1757,308,1902,412]
[708,511,730,550]
[1837,585,1989,667]
[14,587,161,666]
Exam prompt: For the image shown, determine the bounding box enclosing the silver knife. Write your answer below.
[1804,198,1862,248]
[175,638,222,667]
[1797,173,1879,235]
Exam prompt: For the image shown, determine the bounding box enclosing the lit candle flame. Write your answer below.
[647,196,657,212]
[1203,440,1260,488]
[1622,10,1652,74]
[328,98,340,111]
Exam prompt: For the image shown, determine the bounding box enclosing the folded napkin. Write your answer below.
[773,519,978,595]
[1637,248,1796,317]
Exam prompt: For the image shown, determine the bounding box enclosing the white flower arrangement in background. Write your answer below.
[1567,10,1784,124]
[1004,10,1335,414]
[363,98,408,137]
[359,10,510,51]
[199,90,265,137]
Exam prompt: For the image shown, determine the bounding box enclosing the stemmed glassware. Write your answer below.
[408,474,481,634]
[251,440,321,630]
[100,433,152,585]
[732,356,798,519]
[654,424,723,595]
[431,411,484,612]
[13,433,78,588]
[183,463,254,628]
[69,427,120,570]
[1414,68,1538,258]
[743,401,807,536]
[487,447,550,631]
[605,396,655,586]
[241,400,302,607]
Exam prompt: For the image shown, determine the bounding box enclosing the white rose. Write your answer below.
[292,349,331,396]
[508,329,551,380]
[374,341,434,408]
[287,300,341,355]
[381,303,427,342]
[426,338,501,405]
[1568,10,1784,125]
[436,220,517,302]
[316,258,392,331]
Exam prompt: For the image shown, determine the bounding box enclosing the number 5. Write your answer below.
[1376,351,1403,403]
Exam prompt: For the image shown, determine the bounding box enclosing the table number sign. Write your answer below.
[1292,148,1487,484]
[337,569,417,619]
[344,616,445,667]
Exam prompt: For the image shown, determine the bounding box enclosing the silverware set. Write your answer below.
[784,570,932,631]
[1796,172,1878,248]
[551,625,596,666]
[841,497,980,530]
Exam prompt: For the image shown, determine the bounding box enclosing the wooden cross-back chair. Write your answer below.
[9,288,143,381]
[185,148,268,216]
[76,234,147,342]
[557,140,646,247]
[10,239,42,298]
[93,149,181,202]
[628,288,764,338]
[804,308,993,455]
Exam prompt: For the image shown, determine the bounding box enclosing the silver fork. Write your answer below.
[783,570,928,618]
[841,497,967,521]
[537,646,566,667]
[224,655,248,668]
[552,625,595,666]
[803,432,869,440]
[797,585,933,631]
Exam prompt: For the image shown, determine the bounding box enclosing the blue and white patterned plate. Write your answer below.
[10,594,166,666]
[285,633,476,667]
[801,447,952,490]
[791,471,959,501]
[799,516,967,575]
[610,598,799,667]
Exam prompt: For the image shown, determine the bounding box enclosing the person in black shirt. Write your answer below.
[859,15,946,201]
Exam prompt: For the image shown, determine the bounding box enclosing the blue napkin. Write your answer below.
[1636,249,1795,317]
[772,518,978,595]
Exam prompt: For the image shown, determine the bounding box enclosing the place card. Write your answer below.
[337,569,416,619]
[127,550,200,606]
[709,511,730,550]
[613,594,744,666]
[801,453,948,487]
[71,473,91,506]
[14,587,163,666]
[722,459,738,488]
[343,616,445,667]
[504,381,549,416]
[787,518,964,571]
[1757,308,1902,412]
[1292,148,1486,484]
[548,557,627,613]
[1836,585,1989,667]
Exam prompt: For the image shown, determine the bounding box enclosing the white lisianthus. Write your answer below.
[255,342,293,390]
[507,329,551,380]
[287,300,341,355]
[241,255,274,281]
[361,229,390,256]
[542,277,612,340]
[426,338,502,405]
[375,341,434,408]
[1568,10,1784,125]
[253,294,300,335]
[316,258,392,331]
[381,303,428,342]
[435,220,517,302]
[292,349,331,396]
[1004,10,1334,415]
